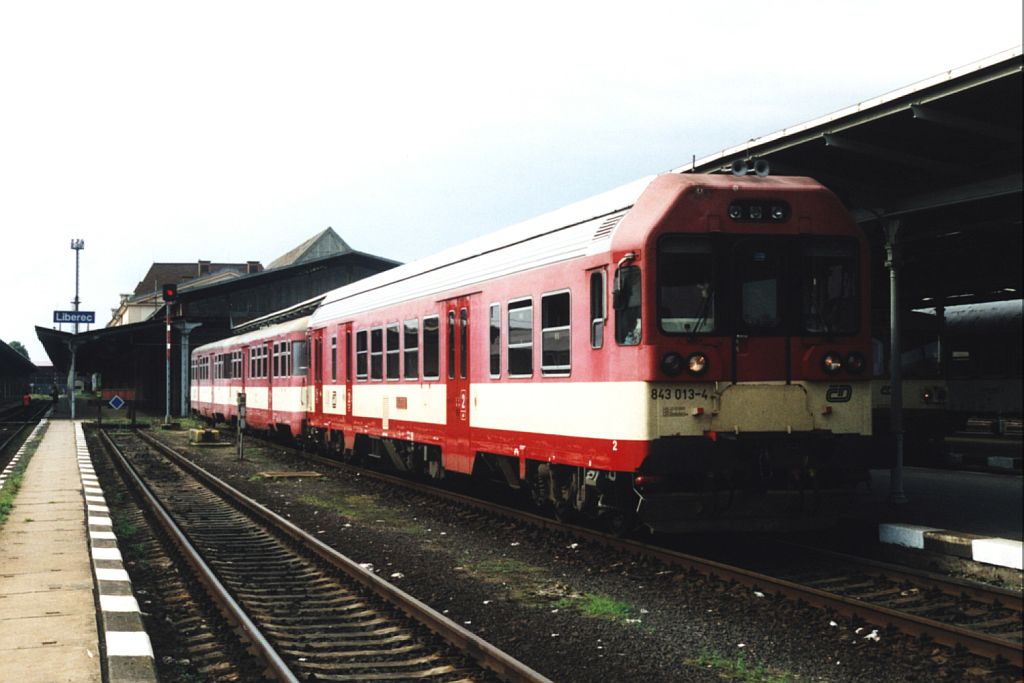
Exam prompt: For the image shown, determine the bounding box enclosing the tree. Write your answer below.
[8,341,29,359]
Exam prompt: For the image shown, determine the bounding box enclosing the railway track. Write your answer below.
[1,404,52,470]
[193,431,1022,670]
[100,427,551,682]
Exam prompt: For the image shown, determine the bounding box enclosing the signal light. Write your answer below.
[162,283,178,302]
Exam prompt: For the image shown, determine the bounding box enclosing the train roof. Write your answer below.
[310,175,656,325]
[193,316,311,355]
[942,300,1022,334]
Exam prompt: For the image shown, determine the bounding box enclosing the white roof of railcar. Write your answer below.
[311,175,656,325]
[193,316,311,355]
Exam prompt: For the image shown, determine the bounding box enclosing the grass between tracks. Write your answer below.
[693,650,796,682]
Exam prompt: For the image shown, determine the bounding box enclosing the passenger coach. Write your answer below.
[194,172,873,532]
[191,316,311,437]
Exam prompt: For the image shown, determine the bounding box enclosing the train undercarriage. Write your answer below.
[296,424,871,534]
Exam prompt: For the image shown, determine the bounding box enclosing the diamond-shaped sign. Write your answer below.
[109,395,125,410]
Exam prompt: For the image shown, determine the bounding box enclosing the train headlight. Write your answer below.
[845,352,865,374]
[822,351,842,374]
[661,352,684,376]
[770,204,787,220]
[687,352,708,376]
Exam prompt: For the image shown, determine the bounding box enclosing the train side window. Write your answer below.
[386,323,400,380]
[508,298,533,377]
[273,341,293,377]
[356,330,368,380]
[249,346,258,378]
[231,351,242,379]
[590,270,606,349]
[614,265,642,345]
[370,327,383,380]
[447,312,456,380]
[423,315,440,379]
[330,335,337,382]
[489,303,501,377]
[404,319,419,380]
[542,291,571,375]
[292,340,308,377]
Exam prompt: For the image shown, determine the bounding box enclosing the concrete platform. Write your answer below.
[0,418,155,683]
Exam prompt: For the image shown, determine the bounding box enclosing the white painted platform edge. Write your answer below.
[878,523,940,549]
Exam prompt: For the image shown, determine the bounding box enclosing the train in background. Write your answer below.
[192,172,874,533]
[870,299,1022,464]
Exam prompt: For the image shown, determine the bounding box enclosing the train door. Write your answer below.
[266,342,274,418]
[344,323,353,418]
[444,296,473,473]
[731,239,789,382]
[312,329,324,420]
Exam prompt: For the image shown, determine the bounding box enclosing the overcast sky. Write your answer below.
[2,1,1021,363]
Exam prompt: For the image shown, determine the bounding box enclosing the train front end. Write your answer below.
[614,173,872,532]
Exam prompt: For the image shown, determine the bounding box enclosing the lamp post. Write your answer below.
[69,239,84,420]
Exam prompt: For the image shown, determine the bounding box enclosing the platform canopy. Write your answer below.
[677,47,1022,310]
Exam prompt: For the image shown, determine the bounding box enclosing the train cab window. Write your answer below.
[292,340,308,377]
[590,271,606,349]
[658,237,715,335]
[508,298,533,377]
[356,331,368,380]
[541,291,571,375]
[489,303,501,377]
[386,323,400,380]
[614,265,642,345]
[735,240,782,331]
[802,239,858,335]
[370,328,383,380]
[404,319,419,380]
[423,315,440,379]
[330,336,338,382]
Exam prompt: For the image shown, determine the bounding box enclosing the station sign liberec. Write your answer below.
[53,310,96,324]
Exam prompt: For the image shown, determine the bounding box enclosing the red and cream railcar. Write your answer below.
[191,317,311,437]
[305,173,873,532]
